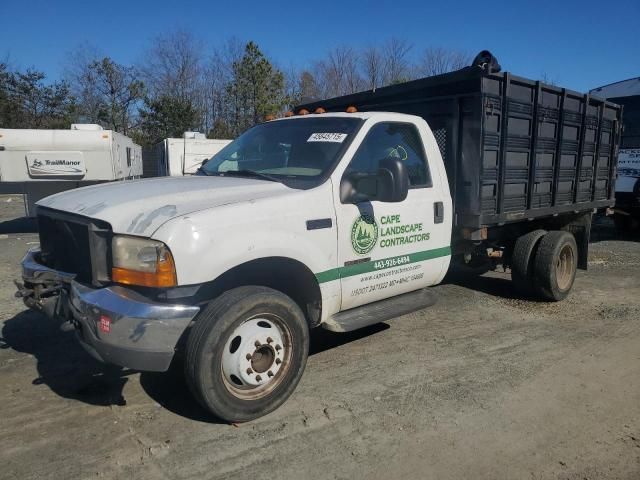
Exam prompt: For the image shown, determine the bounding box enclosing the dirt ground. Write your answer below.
[0,193,639,480]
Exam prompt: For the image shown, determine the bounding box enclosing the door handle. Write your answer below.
[434,201,444,224]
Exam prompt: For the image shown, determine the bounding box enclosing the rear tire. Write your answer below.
[532,231,578,301]
[511,229,546,297]
[184,286,309,423]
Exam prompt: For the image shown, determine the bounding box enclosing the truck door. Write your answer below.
[334,121,451,311]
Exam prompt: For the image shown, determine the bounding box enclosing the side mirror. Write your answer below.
[376,157,409,202]
[340,157,409,204]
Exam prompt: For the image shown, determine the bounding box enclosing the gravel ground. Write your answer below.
[0,194,639,480]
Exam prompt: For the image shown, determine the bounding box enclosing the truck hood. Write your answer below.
[37,176,292,236]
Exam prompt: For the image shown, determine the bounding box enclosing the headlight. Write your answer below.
[111,235,177,287]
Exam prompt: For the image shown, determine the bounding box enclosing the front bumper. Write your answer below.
[19,248,200,372]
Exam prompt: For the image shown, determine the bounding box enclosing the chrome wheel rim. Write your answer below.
[221,314,292,400]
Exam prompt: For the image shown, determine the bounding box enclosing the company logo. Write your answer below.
[27,156,85,176]
[351,214,378,255]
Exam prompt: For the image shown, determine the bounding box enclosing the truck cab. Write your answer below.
[18,111,453,422]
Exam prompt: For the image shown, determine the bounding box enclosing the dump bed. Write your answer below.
[298,66,622,230]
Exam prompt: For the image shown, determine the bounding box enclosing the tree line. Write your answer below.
[0,32,471,145]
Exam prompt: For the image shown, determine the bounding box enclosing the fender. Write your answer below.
[151,181,342,320]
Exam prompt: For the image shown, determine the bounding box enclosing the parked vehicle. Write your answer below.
[16,53,621,422]
[142,132,231,177]
[591,78,640,231]
[0,124,142,216]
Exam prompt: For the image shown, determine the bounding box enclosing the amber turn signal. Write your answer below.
[112,249,177,288]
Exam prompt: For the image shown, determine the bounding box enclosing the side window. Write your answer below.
[346,122,431,187]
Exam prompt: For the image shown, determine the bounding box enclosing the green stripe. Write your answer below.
[315,246,451,284]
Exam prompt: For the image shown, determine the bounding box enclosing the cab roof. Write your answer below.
[272,111,420,122]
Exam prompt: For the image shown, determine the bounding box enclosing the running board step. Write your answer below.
[323,288,437,333]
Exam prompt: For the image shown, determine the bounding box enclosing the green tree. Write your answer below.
[226,41,287,135]
[137,95,200,145]
[82,57,144,134]
[208,118,234,140]
[0,65,75,128]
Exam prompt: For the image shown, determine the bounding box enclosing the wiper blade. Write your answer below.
[220,169,280,182]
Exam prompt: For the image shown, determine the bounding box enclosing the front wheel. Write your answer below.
[184,286,309,422]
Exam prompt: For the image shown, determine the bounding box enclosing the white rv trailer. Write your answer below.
[0,124,142,216]
[143,132,231,177]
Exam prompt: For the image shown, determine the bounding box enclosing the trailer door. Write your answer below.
[334,121,451,311]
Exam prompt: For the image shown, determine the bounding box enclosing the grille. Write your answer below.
[38,212,93,283]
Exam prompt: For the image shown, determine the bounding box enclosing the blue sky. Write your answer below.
[1,0,638,92]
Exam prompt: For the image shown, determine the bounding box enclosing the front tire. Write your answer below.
[184,286,309,422]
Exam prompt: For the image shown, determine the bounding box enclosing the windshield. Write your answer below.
[200,117,362,188]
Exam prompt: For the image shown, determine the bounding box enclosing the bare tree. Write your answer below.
[315,45,363,98]
[139,30,203,100]
[64,42,104,123]
[419,47,471,77]
[382,37,413,85]
[362,45,384,91]
[202,37,244,135]
[64,45,143,132]
[540,72,558,86]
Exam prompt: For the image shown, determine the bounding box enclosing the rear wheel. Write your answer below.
[184,286,309,422]
[532,231,578,301]
[511,229,546,296]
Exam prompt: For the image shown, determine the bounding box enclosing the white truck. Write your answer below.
[0,124,142,216]
[143,132,231,177]
[590,78,640,231]
[16,57,621,422]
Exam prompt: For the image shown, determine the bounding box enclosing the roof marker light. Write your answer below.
[346,106,358,113]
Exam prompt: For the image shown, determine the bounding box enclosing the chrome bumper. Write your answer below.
[19,248,200,372]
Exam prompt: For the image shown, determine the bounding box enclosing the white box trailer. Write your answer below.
[0,124,142,216]
[143,132,231,177]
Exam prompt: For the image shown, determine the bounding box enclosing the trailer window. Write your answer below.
[346,122,431,188]
[126,147,132,167]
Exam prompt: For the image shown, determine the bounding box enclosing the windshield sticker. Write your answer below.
[307,133,348,143]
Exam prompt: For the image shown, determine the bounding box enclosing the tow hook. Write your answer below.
[13,280,33,299]
[59,321,77,332]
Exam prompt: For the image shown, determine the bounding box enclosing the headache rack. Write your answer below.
[298,61,622,230]
[37,208,112,286]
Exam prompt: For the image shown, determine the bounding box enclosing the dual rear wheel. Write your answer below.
[511,230,578,301]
